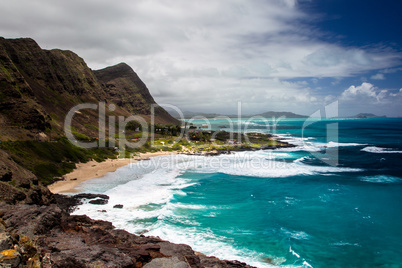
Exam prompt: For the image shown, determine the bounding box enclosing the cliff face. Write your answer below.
[0,38,50,138]
[95,63,155,114]
[0,149,53,205]
[0,37,178,141]
[95,63,176,124]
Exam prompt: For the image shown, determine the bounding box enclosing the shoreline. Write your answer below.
[48,140,294,194]
[48,151,178,194]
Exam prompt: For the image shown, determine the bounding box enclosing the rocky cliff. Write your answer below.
[94,63,174,123]
[0,201,255,268]
[0,37,178,141]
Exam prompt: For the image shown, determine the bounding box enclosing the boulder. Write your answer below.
[88,198,108,205]
[0,232,12,252]
[0,204,62,237]
[0,249,21,268]
[74,193,109,200]
[0,182,27,204]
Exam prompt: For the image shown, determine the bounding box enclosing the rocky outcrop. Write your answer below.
[94,63,156,114]
[0,203,255,268]
[95,63,178,124]
[0,149,53,205]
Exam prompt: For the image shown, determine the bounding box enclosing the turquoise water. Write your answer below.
[72,118,402,267]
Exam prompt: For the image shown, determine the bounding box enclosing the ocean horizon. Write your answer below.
[71,117,402,267]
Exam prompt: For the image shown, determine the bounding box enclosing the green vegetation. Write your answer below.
[0,65,12,81]
[0,120,289,186]
[83,123,100,132]
[68,126,92,141]
[0,137,117,184]
[0,91,6,102]
[153,124,181,136]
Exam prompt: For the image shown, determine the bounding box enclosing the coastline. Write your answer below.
[47,139,294,194]
[48,151,178,194]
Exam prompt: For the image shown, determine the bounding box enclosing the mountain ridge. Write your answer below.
[94,62,174,123]
[169,110,307,119]
[350,113,386,118]
[0,37,178,141]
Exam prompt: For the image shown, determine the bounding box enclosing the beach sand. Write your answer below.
[48,151,178,194]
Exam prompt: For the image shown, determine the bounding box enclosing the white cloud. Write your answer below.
[338,82,402,116]
[381,67,402,74]
[370,73,385,80]
[341,82,381,101]
[0,0,401,115]
[390,88,402,97]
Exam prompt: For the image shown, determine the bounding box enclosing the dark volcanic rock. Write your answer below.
[0,182,26,204]
[0,150,37,189]
[0,204,62,237]
[0,150,53,205]
[54,193,110,213]
[74,193,109,200]
[113,204,123,209]
[0,203,256,268]
[88,198,108,205]
[54,194,79,214]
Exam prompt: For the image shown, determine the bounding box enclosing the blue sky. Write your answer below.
[300,0,401,47]
[296,0,402,116]
[0,0,401,116]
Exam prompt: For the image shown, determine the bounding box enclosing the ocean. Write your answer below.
[71,118,402,267]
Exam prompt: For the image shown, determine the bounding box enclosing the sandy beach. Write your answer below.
[48,151,178,194]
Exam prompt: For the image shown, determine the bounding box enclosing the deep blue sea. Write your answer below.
[72,118,402,267]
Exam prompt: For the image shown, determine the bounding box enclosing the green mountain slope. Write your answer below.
[0,37,178,141]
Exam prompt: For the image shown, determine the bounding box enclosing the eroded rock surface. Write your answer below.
[0,203,255,268]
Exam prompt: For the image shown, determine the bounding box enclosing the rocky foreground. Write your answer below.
[0,150,255,268]
[0,201,256,268]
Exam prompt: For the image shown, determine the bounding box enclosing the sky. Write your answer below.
[1,0,402,117]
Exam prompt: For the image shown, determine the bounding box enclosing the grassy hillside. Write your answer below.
[0,37,179,142]
[0,138,118,184]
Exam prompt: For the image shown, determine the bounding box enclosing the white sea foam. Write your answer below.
[72,164,195,230]
[274,134,367,153]
[360,175,402,184]
[289,246,300,258]
[331,242,361,247]
[282,228,311,240]
[209,156,361,178]
[325,141,367,147]
[145,223,278,268]
[274,135,321,152]
[302,261,314,268]
[74,151,362,226]
[289,247,314,268]
[72,150,360,268]
[361,146,402,154]
[128,153,361,179]
[180,152,358,178]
